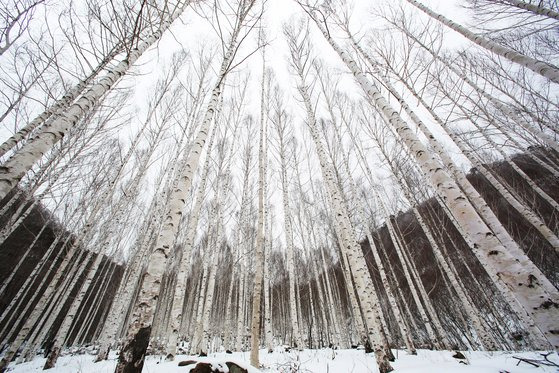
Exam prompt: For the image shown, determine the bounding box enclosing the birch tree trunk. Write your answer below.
[0,151,122,369]
[263,204,274,352]
[318,240,344,347]
[404,0,559,84]
[74,262,116,346]
[372,137,499,350]
[25,249,95,362]
[306,158,366,346]
[0,208,82,345]
[197,135,239,354]
[342,27,519,349]
[96,137,186,362]
[497,0,559,20]
[235,140,254,352]
[317,68,417,354]
[272,100,303,350]
[223,265,237,350]
[427,70,559,254]
[285,20,393,373]
[0,1,192,201]
[379,195,444,348]
[0,43,123,159]
[379,56,559,318]
[165,126,217,359]
[396,25,559,155]
[43,117,168,368]
[115,3,257,370]
[0,132,93,252]
[190,234,214,353]
[116,75,219,373]
[304,5,559,349]
[250,40,268,367]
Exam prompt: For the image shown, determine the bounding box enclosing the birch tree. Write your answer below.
[270,86,304,350]
[300,2,559,349]
[0,0,193,201]
[403,0,559,84]
[249,30,268,366]
[115,2,260,371]
[285,19,393,373]
[314,63,417,353]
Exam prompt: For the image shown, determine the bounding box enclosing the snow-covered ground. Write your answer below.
[5,348,558,372]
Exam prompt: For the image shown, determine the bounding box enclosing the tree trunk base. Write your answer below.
[0,357,10,372]
[43,346,60,370]
[385,347,395,362]
[95,346,110,362]
[378,359,394,373]
[114,326,151,373]
[375,349,394,373]
[23,349,35,363]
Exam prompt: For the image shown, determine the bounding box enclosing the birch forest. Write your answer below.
[0,0,558,372]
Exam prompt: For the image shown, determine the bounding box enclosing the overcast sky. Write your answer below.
[0,0,484,258]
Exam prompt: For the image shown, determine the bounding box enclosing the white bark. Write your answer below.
[223,264,237,349]
[197,168,233,354]
[250,43,268,367]
[405,0,559,84]
[320,177,366,345]
[0,167,120,368]
[318,240,344,347]
[0,136,89,250]
[495,0,559,21]
[25,249,95,362]
[477,121,559,210]
[0,208,80,344]
[372,134,499,349]
[0,199,61,299]
[400,27,559,156]
[0,44,122,159]
[263,205,273,352]
[457,134,559,253]
[235,144,253,352]
[43,86,169,366]
[306,8,559,349]
[274,109,303,349]
[165,126,217,358]
[320,70,416,354]
[75,261,116,346]
[286,20,393,372]
[378,196,444,348]
[344,26,545,350]
[197,118,241,354]
[382,61,559,319]
[0,1,191,201]
[450,93,559,212]
[116,83,221,370]
[96,137,185,361]
[115,3,255,369]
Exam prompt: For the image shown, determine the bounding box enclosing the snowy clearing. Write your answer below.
[5,349,558,373]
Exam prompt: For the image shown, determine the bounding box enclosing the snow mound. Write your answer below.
[4,349,558,372]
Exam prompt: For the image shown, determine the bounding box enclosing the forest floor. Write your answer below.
[4,348,558,372]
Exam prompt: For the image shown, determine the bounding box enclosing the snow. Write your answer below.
[5,349,558,373]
